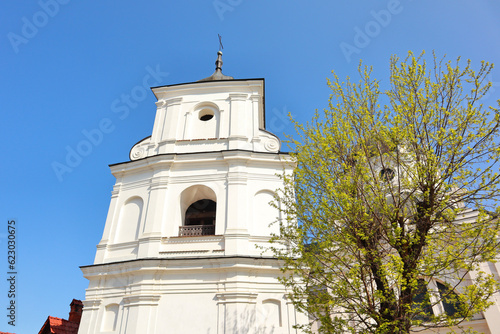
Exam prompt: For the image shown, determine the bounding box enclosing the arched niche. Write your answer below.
[102,303,119,332]
[188,102,221,140]
[253,190,280,235]
[179,185,217,236]
[116,196,143,243]
[260,299,282,328]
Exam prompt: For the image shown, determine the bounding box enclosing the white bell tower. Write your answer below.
[77,52,307,334]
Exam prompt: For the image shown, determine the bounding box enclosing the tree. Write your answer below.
[272,52,500,333]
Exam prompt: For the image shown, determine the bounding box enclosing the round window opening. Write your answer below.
[199,109,214,121]
[380,168,395,181]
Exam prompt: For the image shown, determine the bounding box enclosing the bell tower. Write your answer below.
[77,52,307,334]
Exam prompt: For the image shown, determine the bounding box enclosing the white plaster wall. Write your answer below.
[94,150,292,263]
[79,258,307,334]
[252,190,280,237]
[154,293,219,333]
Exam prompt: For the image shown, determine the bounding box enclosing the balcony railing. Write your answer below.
[179,225,215,237]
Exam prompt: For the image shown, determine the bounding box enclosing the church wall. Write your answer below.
[80,70,304,334]
[80,256,305,334]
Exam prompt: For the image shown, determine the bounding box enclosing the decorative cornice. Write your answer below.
[82,299,101,310]
[160,250,210,255]
[123,294,161,306]
[108,240,139,250]
[155,100,166,108]
[250,94,260,102]
[228,93,248,101]
[165,97,183,106]
[227,172,248,185]
[111,184,121,197]
[163,235,224,244]
[82,255,283,269]
[110,149,289,169]
[138,235,162,244]
[119,179,151,191]
[149,176,170,190]
[216,292,258,304]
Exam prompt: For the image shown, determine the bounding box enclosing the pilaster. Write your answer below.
[122,295,161,334]
[137,171,170,258]
[228,93,249,149]
[77,300,101,334]
[216,292,258,334]
[94,184,121,263]
[223,151,251,255]
[151,100,166,143]
[157,97,182,154]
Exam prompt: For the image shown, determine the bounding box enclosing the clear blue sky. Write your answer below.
[1,1,499,332]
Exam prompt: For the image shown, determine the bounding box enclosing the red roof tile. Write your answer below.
[38,316,80,334]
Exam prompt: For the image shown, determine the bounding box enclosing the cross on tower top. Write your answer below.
[218,34,223,52]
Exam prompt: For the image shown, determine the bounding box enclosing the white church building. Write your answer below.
[77,52,500,334]
[77,52,308,334]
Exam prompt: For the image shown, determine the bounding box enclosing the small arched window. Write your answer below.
[180,199,216,236]
[412,279,463,322]
[380,168,395,181]
[413,279,434,321]
[436,281,461,317]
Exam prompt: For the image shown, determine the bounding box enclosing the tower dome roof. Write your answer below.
[198,51,234,82]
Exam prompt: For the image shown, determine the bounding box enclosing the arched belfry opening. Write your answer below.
[183,199,216,236]
[179,185,217,236]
